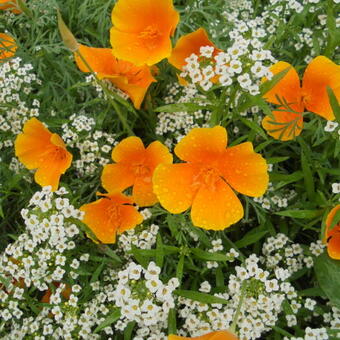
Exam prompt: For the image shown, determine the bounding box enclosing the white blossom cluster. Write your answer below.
[261,233,316,274]
[177,253,297,339]
[110,261,179,339]
[0,57,40,148]
[118,223,159,254]
[61,113,117,176]
[155,83,211,148]
[0,186,86,335]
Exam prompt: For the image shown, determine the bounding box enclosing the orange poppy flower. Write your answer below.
[74,44,156,109]
[168,330,239,340]
[102,136,173,207]
[110,0,180,66]
[0,33,17,60]
[168,27,221,71]
[324,205,340,260]
[15,118,72,191]
[41,282,71,304]
[0,0,21,14]
[262,56,340,140]
[153,126,268,230]
[80,192,143,244]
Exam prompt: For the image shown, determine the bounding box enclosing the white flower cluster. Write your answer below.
[262,233,315,274]
[0,186,86,333]
[178,253,298,339]
[0,57,40,148]
[110,261,179,339]
[118,223,159,253]
[156,83,211,147]
[61,113,117,176]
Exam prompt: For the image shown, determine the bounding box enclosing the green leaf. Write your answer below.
[154,103,207,113]
[94,308,121,333]
[156,234,164,268]
[173,290,229,304]
[124,321,136,340]
[266,156,290,164]
[301,149,315,201]
[191,248,228,261]
[327,86,340,124]
[168,308,177,335]
[235,227,268,248]
[270,171,304,184]
[275,209,323,219]
[131,246,149,268]
[176,253,185,282]
[315,252,340,309]
[240,117,268,139]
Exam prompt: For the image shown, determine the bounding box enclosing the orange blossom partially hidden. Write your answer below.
[0,33,17,60]
[168,330,239,340]
[324,205,340,260]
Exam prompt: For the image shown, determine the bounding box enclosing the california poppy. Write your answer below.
[168,330,239,340]
[80,192,143,243]
[153,126,268,230]
[324,205,340,260]
[15,118,72,191]
[74,44,156,109]
[0,33,17,60]
[102,136,173,207]
[168,27,221,71]
[110,0,179,66]
[0,0,21,14]
[262,56,340,140]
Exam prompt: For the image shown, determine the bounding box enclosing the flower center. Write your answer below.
[108,204,122,225]
[133,164,150,177]
[195,166,221,189]
[138,25,161,49]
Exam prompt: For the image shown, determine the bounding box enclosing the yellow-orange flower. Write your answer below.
[153,126,268,230]
[168,28,221,71]
[110,0,179,66]
[168,330,239,340]
[0,0,21,14]
[324,205,340,260]
[15,118,72,191]
[262,56,340,140]
[80,192,143,244]
[102,136,173,207]
[74,44,156,109]
[0,33,17,60]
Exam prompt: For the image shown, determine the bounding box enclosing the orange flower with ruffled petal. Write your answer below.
[262,56,340,140]
[80,192,143,244]
[102,136,173,207]
[324,205,340,260]
[0,0,21,14]
[110,0,179,66]
[153,126,268,230]
[74,44,156,109]
[168,28,221,71]
[15,118,72,191]
[168,330,239,340]
[0,33,17,60]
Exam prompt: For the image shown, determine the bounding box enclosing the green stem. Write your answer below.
[75,50,134,136]
[230,281,247,333]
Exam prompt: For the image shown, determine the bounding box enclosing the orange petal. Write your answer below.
[327,232,340,260]
[15,118,52,169]
[168,330,239,340]
[263,61,302,108]
[0,0,21,14]
[133,176,158,207]
[75,44,118,77]
[325,205,340,238]
[0,33,17,60]
[168,27,221,70]
[153,163,199,214]
[191,178,243,230]
[34,147,72,191]
[110,0,179,66]
[302,56,340,120]
[101,163,135,193]
[145,141,173,171]
[175,126,227,163]
[218,142,269,197]
[262,108,304,141]
[111,136,145,164]
[80,192,142,244]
